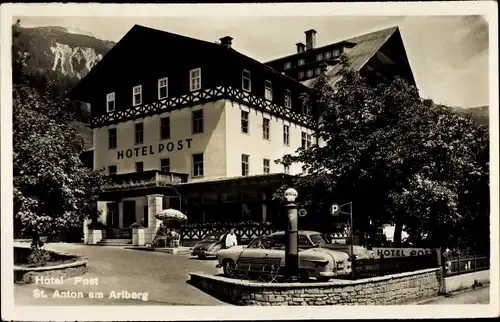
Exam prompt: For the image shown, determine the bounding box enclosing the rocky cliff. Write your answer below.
[15,26,114,80]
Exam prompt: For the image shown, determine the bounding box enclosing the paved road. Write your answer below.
[422,286,490,305]
[15,243,227,306]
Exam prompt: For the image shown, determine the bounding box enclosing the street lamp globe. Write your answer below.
[284,188,298,203]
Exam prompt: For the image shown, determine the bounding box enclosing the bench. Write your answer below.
[231,255,282,283]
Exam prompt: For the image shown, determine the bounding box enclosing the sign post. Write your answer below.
[331,201,355,278]
[284,188,299,281]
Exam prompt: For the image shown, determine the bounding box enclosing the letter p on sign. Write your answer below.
[330,204,340,216]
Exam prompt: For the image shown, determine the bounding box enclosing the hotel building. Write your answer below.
[70,25,415,245]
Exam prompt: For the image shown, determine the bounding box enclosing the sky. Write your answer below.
[19,15,489,108]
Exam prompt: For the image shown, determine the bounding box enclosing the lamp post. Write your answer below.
[284,188,299,281]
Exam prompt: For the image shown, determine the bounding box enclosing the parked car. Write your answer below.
[191,232,225,259]
[270,231,375,260]
[216,232,351,282]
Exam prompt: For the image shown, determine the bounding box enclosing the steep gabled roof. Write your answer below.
[70,25,306,101]
[299,26,414,87]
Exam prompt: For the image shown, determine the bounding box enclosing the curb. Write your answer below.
[408,284,489,305]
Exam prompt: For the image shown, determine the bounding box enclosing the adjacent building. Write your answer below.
[70,25,416,245]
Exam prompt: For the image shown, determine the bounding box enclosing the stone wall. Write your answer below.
[189,268,441,306]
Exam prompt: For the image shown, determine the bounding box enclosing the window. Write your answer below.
[284,89,292,109]
[264,80,273,101]
[263,159,270,174]
[284,164,290,174]
[108,165,117,176]
[242,70,251,92]
[332,48,341,57]
[133,85,142,106]
[190,68,201,91]
[192,110,204,134]
[298,71,305,80]
[298,58,305,66]
[192,153,204,177]
[283,125,290,146]
[241,110,249,133]
[160,158,170,172]
[302,102,312,115]
[306,69,313,78]
[301,131,312,149]
[135,123,144,144]
[325,51,332,59]
[108,128,117,149]
[315,68,321,76]
[262,117,270,140]
[106,93,115,112]
[284,62,292,70]
[160,117,170,140]
[158,77,168,99]
[135,161,144,172]
[316,53,323,61]
[241,154,249,176]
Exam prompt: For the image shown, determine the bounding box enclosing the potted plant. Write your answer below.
[131,218,146,246]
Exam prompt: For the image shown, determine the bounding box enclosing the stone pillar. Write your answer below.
[97,201,108,225]
[145,194,163,244]
[118,201,124,228]
[83,218,90,244]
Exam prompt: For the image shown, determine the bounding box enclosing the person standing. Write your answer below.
[225,228,238,248]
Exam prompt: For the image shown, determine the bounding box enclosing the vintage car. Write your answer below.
[271,231,375,260]
[216,232,351,282]
[191,232,225,259]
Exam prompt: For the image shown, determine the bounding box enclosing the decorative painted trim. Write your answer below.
[90,86,315,129]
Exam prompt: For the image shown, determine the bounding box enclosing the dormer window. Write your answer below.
[242,70,251,92]
[190,68,201,91]
[284,89,292,109]
[284,62,292,70]
[133,85,142,106]
[306,69,313,78]
[158,77,168,99]
[298,58,305,66]
[264,80,273,101]
[316,53,323,61]
[106,92,115,112]
[298,71,305,80]
[325,51,332,59]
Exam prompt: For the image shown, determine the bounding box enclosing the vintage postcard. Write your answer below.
[1,2,498,321]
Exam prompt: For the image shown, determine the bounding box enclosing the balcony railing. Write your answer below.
[103,170,188,191]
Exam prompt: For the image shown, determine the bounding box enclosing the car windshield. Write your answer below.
[309,234,326,246]
[202,234,221,242]
[248,237,285,250]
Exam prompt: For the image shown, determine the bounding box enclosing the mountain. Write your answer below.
[15,26,115,80]
[450,105,489,126]
[14,25,115,150]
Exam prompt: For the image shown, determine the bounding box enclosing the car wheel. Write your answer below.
[198,254,206,260]
[223,259,235,277]
[317,276,331,282]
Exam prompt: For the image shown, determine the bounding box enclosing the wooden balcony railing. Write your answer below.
[103,170,188,191]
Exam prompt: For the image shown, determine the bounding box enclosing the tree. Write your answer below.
[12,21,106,252]
[277,55,489,252]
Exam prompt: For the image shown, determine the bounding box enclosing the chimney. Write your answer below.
[305,29,317,51]
[296,42,306,53]
[220,36,233,48]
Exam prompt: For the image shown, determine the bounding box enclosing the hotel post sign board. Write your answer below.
[372,247,435,259]
[116,139,193,160]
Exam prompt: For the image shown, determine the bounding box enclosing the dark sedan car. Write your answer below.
[191,232,225,259]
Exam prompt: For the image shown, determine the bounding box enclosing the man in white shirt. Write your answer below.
[225,229,238,248]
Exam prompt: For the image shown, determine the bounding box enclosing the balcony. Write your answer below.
[102,170,189,192]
